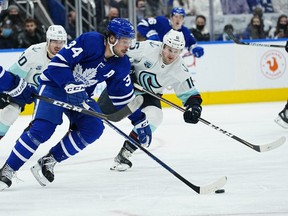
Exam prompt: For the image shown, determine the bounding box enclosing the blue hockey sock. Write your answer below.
[6,131,40,171]
[50,131,88,162]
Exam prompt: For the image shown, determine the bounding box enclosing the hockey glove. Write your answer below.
[64,81,88,106]
[190,46,204,58]
[132,113,152,147]
[285,41,288,53]
[183,95,202,124]
[6,75,36,107]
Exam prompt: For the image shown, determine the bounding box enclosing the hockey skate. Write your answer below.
[275,103,288,129]
[0,163,15,191]
[110,147,133,171]
[31,152,57,186]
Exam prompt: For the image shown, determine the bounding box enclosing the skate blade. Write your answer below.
[30,163,49,187]
[274,116,288,129]
[110,162,130,172]
[0,181,9,191]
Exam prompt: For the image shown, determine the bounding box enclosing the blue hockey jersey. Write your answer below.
[39,32,136,110]
[137,16,197,49]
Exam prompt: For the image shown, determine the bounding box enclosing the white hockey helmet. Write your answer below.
[163,29,185,50]
[46,25,67,43]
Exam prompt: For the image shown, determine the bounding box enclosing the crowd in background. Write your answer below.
[0,0,288,49]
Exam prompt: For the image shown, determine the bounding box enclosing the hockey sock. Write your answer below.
[50,130,89,162]
[6,131,40,171]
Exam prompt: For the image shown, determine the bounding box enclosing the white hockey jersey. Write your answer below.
[8,42,50,88]
[128,40,199,104]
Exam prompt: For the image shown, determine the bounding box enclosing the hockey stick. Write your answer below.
[134,83,286,152]
[103,118,227,194]
[225,29,286,48]
[34,94,143,122]
[35,94,227,193]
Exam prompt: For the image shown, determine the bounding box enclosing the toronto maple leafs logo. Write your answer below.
[73,64,98,87]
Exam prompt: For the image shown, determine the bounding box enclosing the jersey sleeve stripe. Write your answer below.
[108,89,134,99]
[49,62,69,68]
[55,53,68,63]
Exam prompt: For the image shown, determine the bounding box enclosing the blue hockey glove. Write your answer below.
[147,34,160,41]
[132,113,152,147]
[190,46,204,58]
[6,75,36,107]
[285,41,288,53]
[183,95,202,124]
[64,82,88,106]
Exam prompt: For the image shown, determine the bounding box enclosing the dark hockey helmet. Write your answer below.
[107,18,135,39]
[170,7,186,17]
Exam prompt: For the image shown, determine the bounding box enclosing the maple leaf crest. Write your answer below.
[73,64,98,87]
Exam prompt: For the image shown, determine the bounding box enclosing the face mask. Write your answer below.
[279,24,287,30]
[2,28,12,38]
[196,25,204,31]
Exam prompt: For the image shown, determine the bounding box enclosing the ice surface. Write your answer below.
[0,101,287,216]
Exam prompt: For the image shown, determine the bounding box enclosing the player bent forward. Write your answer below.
[0,18,152,190]
[98,30,203,171]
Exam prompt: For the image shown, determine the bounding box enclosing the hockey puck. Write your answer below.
[215,189,225,194]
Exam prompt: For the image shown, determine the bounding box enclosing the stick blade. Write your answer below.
[199,176,227,195]
[258,136,286,152]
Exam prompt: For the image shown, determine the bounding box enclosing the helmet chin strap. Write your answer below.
[108,38,119,57]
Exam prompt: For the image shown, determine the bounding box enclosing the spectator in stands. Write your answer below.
[268,14,288,39]
[217,24,240,41]
[220,0,249,14]
[17,18,45,48]
[242,15,266,39]
[246,0,274,13]
[136,0,146,23]
[97,7,119,35]
[66,10,76,42]
[190,15,210,41]
[2,4,24,34]
[110,0,128,18]
[253,6,272,36]
[0,19,18,48]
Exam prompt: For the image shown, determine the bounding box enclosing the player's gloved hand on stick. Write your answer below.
[183,95,202,124]
[190,46,204,58]
[285,41,288,53]
[133,113,152,147]
[6,75,36,107]
[64,81,88,106]
[0,93,10,109]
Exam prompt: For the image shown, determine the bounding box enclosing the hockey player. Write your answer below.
[98,30,202,171]
[0,18,152,190]
[0,25,67,140]
[137,7,204,58]
[274,41,288,128]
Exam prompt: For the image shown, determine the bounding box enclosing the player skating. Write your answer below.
[98,30,202,171]
[0,18,152,190]
[0,25,67,140]
[137,7,204,58]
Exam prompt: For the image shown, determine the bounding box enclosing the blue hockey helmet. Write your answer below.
[170,7,186,17]
[107,18,135,39]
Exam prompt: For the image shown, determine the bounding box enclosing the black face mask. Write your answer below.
[279,24,287,30]
[196,25,204,31]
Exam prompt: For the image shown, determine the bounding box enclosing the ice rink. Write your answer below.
[0,101,287,216]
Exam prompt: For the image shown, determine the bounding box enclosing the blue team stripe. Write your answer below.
[108,89,134,99]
